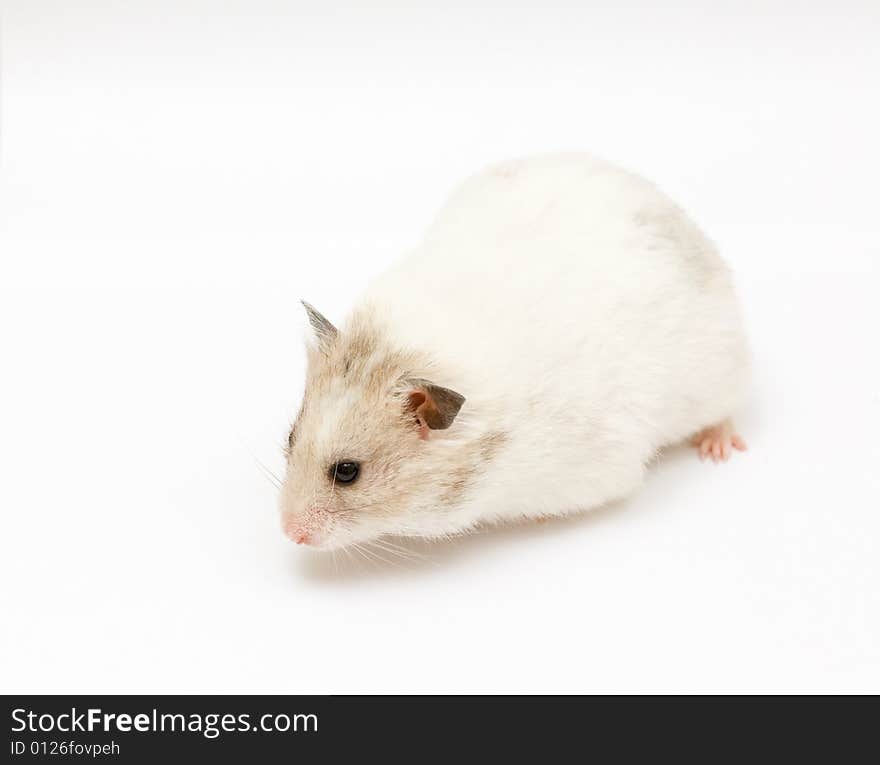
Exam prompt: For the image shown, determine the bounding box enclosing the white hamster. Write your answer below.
[280,153,749,549]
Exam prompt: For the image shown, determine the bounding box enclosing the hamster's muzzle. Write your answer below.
[281,509,329,547]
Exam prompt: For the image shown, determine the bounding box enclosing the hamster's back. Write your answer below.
[366,153,737,379]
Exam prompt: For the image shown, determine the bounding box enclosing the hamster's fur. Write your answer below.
[280,154,750,550]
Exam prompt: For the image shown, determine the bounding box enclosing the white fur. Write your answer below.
[358,153,750,532]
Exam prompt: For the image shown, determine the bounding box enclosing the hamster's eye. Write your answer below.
[330,461,360,485]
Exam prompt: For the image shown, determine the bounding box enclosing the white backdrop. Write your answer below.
[1,0,878,693]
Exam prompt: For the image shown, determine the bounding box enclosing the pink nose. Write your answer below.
[282,516,312,545]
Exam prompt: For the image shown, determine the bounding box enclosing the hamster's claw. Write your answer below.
[690,420,747,463]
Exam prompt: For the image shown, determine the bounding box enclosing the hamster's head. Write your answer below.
[279,302,466,550]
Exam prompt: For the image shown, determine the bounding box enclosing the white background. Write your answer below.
[1,0,878,693]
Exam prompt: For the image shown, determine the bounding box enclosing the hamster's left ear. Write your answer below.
[301,300,338,352]
[405,378,465,438]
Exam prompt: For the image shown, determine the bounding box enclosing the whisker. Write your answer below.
[349,544,374,567]
[327,500,388,515]
[341,545,357,571]
[364,541,405,564]
[357,543,400,568]
[370,538,426,562]
[237,435,284,490]
[375,536,420,552]
[255,460,282,489]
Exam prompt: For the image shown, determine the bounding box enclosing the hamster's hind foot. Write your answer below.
[690,419,747,463]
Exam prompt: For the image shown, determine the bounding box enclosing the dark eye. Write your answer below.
[330,461,360,485]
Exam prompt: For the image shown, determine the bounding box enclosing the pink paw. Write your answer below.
[690,420,747,463]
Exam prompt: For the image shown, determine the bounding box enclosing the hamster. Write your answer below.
[280,153,749,550]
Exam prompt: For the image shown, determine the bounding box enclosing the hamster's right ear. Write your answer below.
[301,300,338,353]
[405,378,465,439]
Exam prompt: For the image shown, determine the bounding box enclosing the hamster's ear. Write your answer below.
[405,378,465,437]
[301,300,338,352]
